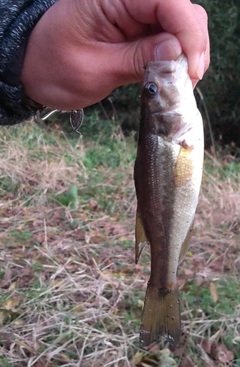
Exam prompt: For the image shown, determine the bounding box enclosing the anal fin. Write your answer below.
[135,209,148,264]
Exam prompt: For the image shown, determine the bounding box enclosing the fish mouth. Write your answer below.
[145,54,188,79]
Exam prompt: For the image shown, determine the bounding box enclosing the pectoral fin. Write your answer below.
[135,209,148,264]
[174,146,194,187]
[179,218,194,264]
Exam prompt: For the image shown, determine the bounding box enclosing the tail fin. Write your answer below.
[140,284,181,348]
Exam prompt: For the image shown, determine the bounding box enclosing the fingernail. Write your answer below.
[155,38,182,61]
[192,79,198,89]
[197,52,205,80]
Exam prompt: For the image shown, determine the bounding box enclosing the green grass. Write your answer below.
[0,118,239,366]
[204,154,240,182]
[183,277,240,317]
[181,277,240,359]
[0,358,14,367]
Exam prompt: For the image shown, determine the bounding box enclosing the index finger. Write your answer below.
[123,0,209,80]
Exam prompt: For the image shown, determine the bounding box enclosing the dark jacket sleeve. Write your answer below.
[0,0,58,126]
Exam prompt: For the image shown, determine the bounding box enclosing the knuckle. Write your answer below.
[131,41,145,79]
[193,4,208,22]
[193,4,208,25]
[192,4,209,51]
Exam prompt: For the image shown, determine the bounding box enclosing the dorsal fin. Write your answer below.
[178,218,194,264]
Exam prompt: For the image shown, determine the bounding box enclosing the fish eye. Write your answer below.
[145,82,158,95]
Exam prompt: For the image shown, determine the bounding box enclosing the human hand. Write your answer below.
[21,0,209,111]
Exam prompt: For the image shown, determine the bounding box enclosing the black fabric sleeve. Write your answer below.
[0,0,58,126]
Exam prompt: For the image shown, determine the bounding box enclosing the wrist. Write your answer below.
[0,0,58,125]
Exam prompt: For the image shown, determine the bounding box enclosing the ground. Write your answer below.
[0,116,239,367]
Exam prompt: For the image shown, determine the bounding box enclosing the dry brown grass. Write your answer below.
[0,122,239,366]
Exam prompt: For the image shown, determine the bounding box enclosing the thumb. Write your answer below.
[110,33,182,85]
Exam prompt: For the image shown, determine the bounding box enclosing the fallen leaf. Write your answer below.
[131,349,161,367]
[90,235,104,244]
[14,320,25,326]
[178,277,186,290]
[2,295,22,310]
[118,362,127,367]
[209,282,218,302]
[217,344,234,363]
[89,199,98,210]
[18,266,35,287]
[137,299,144,309]
[196,275,204,286]
[34,233,45,243]
[3,268,12,284]
[210,341,234,362]
[197,344,215,367]
[131,351,143,365]
[179,356,195,367]
[173,346,185,358]
[201,338,212,354]
[210,340,218,359]
[8,281,17,291]
[159,348,177,366]
[59,354,71,362]
[184,268,194,276]
[72,304,84,312]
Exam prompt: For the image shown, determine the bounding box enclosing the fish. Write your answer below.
[134,54,204,348]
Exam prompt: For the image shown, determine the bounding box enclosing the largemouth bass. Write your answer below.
[134,54,204,348]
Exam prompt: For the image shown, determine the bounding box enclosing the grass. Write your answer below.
[0,115,239,366]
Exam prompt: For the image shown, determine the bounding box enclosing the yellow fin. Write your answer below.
[135,210,148,264]
[140,284,180,348]
[178,218,194,264]
[174,146,194,187]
